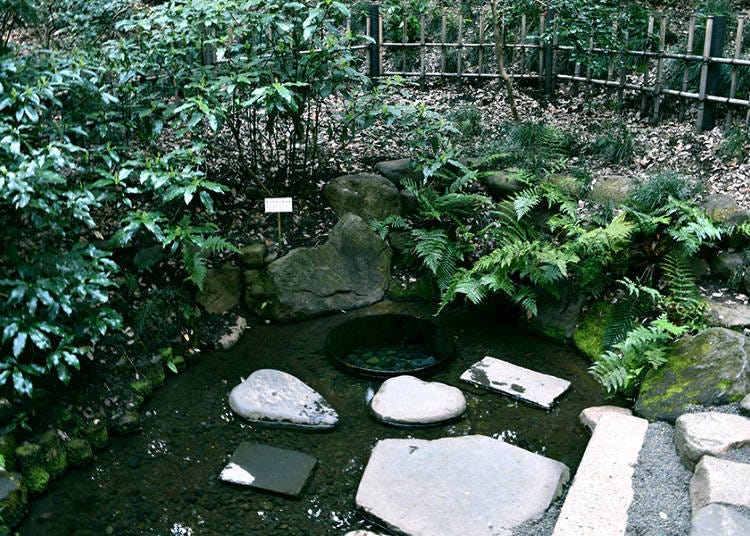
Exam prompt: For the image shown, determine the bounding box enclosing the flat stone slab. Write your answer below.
[579,405,633,433]
[552,412,649,536]
[355,435,569,536]
[707,299,750,328]
[460,356,571,409]
[228,369,339,429]
[691,504,750,536]
[674,412,750,470]
[690,456,750,512]
[219,442,317,497]
[369,375,467,426]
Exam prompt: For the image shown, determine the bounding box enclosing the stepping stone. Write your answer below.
[691,504,750,536]
[355,435,569,536]
[690,456,750,512]
[579,405,633,432]
[674,412,750,470]
[552,412,649,536]
[369,375,467,426]
[228,369,339,429]
[460,356,571,409]
[219,442,317,497]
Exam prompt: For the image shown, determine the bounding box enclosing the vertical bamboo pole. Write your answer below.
[696,17,715,132]
[441,13,447,76]
[520,14,527,77]
[680,14,697,121]
[618,29,630,107]
[727,16,744,127]
[539,12,546,85]
[420,15,426,81]
[378,10,383,76]
[640,14,655,117]
[652,13,667,123]
[458,14,464,77]
[478,11,485,76]
[402,8,408,72]
[607,20,619,83]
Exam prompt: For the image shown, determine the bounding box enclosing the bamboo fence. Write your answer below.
[359,5,750,132]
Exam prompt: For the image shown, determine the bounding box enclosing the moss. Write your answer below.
[22,466,49,498]
[65,439,93,468]
[0,471,27,528]
[572,301,609,362]
[39,430,67,480]
[83,421,109,451]
[0,436,16,473]
[130,379,154,400]
[13,443,43,473]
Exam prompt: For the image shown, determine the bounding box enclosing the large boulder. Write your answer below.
[481,170,525,199]
[634,328,750,422]
[245,214,391,322]
[374,158,421,186]
[195,262,242,314]
[324,174,402,222]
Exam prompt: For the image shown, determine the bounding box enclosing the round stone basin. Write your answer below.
[326,314,455,378]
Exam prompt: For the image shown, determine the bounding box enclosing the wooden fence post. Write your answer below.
[368,3,381,79]
[697,15,728,132]
[544,8,556,99]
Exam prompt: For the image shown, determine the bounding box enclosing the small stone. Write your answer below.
[65,438,93,468]
[217,316,247,350]
[220,442,317,498]
[228,369,339,429]
[690,503,750,536]
[110,411,142,436]
[741,394,750,417]
[239,243,268,269]
[674,412,750,470]
[690,456,750,512]
[578,405,633,432]
[370,375,467,426]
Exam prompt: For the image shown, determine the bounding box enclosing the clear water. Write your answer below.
[20,302,608,536]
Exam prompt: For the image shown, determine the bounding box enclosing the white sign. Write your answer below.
[264,197,293,213]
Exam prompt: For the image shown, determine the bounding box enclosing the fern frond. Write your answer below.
[512,188,541,220]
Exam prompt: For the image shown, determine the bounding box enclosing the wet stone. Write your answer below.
[228,369,339,429]
[460,356,571,409]
[220,442,317,498]
[355,435,569,536]
[369,375,467,426]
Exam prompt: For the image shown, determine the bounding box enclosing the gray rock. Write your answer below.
[374,158,420,186]
[109,410,141,436]
[553,413,649,536]
[523,288,587,343]
[710,252,746,281]
[228,369,339,429]
[689,456,750,511]
[217,315,247,350]
[741,394,750,416]
[706,299,750,329]
[355,435,569,536]
[703,194,745,223]
[344,532,386,536]
[578,405,633,433]
[369,375,467,426]
[634,328,749,422]
[244,214,391,322]
[133,244,166,271]
[238,243,268,269]
[195,262,242,314]
[461,356,571,409]
[324,174,402,221]
[481,170,525,199]
[219,442,317,497]
[674,412,750,470]
[589,174,635,205]
[690,504,750,536]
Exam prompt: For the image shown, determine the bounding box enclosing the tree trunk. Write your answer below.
[491,1,520,122]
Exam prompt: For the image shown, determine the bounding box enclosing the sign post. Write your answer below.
[264,197,293,245]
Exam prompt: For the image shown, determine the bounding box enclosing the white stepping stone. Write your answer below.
[460,356,571,409]
[552,412,649,536]
[579,405,633,432]
[690,456,750,512]
[228,369,339,429]
[369,375,467,426]
[674,412,750,470]
[356,435,569,536]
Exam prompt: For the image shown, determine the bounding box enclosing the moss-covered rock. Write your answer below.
[82,421,109,451]
[65,439,93,468]
[13,443,43,474]
[572,301,609,361]
[22,466,49,497]
[39,430,67,480]
[0,470,27,528]
[634,327,749,422]
[522,287,586,344]
[386,276,439,302]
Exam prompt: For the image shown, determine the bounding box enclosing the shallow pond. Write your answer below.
[20,302,608,536]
